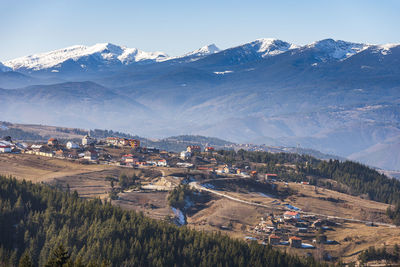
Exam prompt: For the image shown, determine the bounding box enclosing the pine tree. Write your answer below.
[45,244,70,267]
[18,252,34,267]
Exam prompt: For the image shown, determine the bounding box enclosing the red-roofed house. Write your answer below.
[283,211,300,220]
[265,173,278,181]
[47,138,59,146]
[289,236,302,248]
[122,154,138,164]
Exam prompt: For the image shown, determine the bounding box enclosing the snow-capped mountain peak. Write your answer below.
[179,44,221,59]
[307,39,370,60]
[4,43,170,71]
[242,38,298,57]
[117,47,169,64]
[190,44,220,56]
[166,44,221,62]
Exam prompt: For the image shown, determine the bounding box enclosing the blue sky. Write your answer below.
[0,0,399,61]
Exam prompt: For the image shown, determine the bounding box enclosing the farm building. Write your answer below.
[187,145,201,153]
[284,211,300,220]
[268,234,281,245]
[289,236,302,248]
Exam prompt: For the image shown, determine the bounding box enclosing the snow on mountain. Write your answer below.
[307,39,370,61]
[167,44,221,62]
[4,43,169,71]
[373,43,400,56]
[3,38,399,74]
[252,38,299,57]
[0,62,11,72]
[193,38,299,66]
[223,38,298,60]
[118,47,169,64]
[184,44,221,57]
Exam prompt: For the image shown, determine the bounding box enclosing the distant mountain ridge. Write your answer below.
[1,38,400,170]
[3,43,169,73]
[3,38,398,73]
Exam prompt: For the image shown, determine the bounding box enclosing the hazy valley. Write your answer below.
[1,39,400,171]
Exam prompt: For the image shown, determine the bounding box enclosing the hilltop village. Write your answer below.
[0,134,265,176]
[0,134,344,249]
[2,133,400,264]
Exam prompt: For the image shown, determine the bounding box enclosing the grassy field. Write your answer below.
[0,153,132,198]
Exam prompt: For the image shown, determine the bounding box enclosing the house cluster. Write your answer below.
[105,137,140,148]
[180,145,215,160]
[213,165,278,181]
[0,136,26,153]
[250,210,338,249]
[214,164,253,176]
[226,143,294,153]
[120,154,168,168]
[0,139,12,153]
[23,137,101,161]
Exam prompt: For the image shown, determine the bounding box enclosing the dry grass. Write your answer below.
[0,153,110,182]
[284,182,390,222]
[187,197,268,237]
[0,153,136,198]
[114,191,173,220]
[324,222,400,263]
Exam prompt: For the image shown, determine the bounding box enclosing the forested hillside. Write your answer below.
[0,175,323,267]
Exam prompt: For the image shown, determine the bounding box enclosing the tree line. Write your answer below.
[358,245,400,265]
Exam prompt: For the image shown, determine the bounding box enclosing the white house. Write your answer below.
[66,141,80,149]
[82,134,96,146]
[84,150,98,161]
[157,159,167,167]
[0,145,11,153]
[31,144,43,150]
[180,151,191,160]
[283,211,300,220]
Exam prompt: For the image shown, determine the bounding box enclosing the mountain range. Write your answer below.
[1,38,399,170]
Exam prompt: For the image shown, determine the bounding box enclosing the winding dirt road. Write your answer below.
[189,181,398,228]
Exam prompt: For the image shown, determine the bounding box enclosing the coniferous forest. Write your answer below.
[0,175,324,267]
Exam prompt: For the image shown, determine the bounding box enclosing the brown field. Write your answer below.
[114,191,173,220]
[283,182,390,222]
[324,222,400,262]
[0,153,111,182]
[0,153,140,198]
[187,197,268,238]
[204,179,390,222]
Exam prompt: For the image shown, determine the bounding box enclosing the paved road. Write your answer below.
[189,181,398,228]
